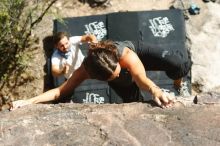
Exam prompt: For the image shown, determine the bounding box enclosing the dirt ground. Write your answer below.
[1,0,205,101]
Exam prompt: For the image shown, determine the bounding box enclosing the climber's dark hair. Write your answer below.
[83,40,120,80]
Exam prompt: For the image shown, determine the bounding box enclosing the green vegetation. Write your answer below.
[0,0,57,89]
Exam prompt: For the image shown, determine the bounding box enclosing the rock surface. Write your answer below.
[188,1,220,92]
[0,95,220,146]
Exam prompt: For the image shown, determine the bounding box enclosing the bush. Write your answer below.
[0,0,57,89]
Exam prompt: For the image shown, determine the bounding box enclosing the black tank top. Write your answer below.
[113,41,136,58]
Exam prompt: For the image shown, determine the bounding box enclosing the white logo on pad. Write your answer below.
[149,17,175,38]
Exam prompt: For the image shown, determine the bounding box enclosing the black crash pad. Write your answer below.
[53,9,191,103]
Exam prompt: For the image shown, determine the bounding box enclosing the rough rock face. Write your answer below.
[173,0,220,92]
[1,93,220,146]
[187,2,220,92]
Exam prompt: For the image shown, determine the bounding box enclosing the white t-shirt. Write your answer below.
[51,36,85,79]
